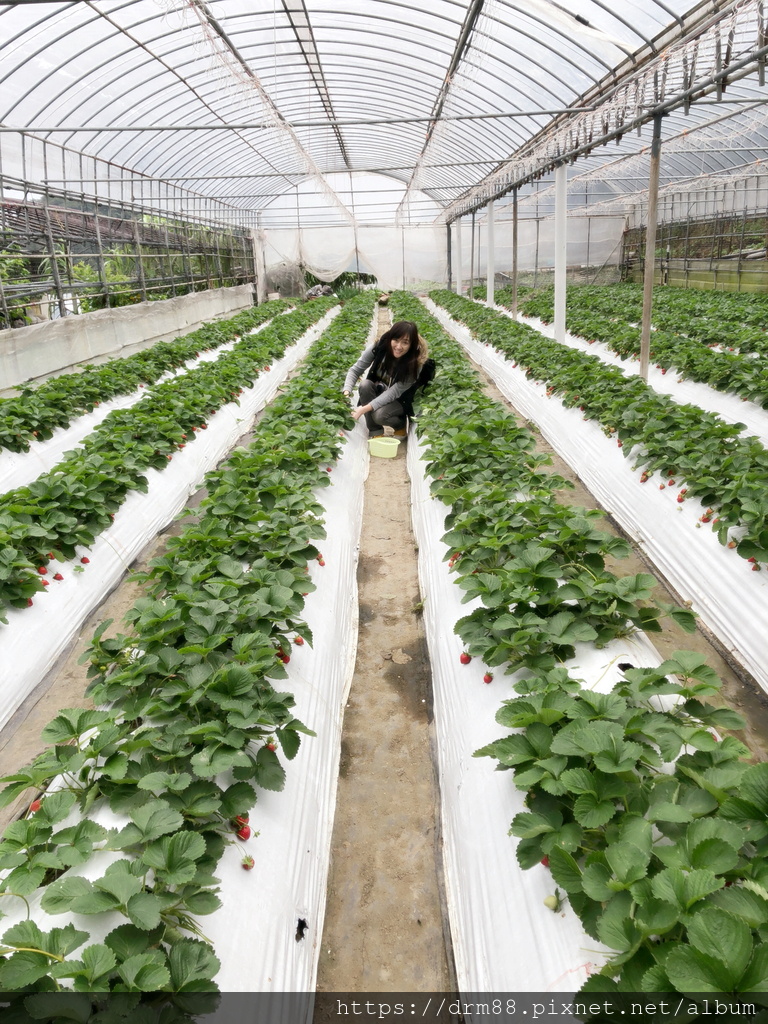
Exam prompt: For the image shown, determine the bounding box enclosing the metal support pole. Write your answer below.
[554,163,567,344]
[486,200,495,305]
[455,217,463,295]
[133,221,147,302]
[447,223,452,291]
[640,114,663,382]
[44,201,67,318]
[93,207,110,308]
[469,210,475,300]
[511,187,519,319]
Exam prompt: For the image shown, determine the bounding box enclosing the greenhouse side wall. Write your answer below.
[0,283,255,393]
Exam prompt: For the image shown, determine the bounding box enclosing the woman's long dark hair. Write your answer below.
[374,320,421,383]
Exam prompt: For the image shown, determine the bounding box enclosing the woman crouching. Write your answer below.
[343,320,429,436]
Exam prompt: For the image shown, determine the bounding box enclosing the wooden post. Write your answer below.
[554,163,567,344]
[446,223,452,291]
[486,200,495,305]
[511,186,519,319]
[640,114,663,381]
[469,210,475,300]
[455,217,463,295]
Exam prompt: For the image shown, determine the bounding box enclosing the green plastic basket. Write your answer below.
[368,436,401,458]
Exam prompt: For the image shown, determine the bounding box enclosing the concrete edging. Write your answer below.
[0,283,255,393]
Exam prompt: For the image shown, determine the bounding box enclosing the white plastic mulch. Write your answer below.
[503,303,768,449]
[0,307,341,734]
[0,307,375,1005]
[407,424,665,993]
[0,313,292,495]
[426,298,768,696]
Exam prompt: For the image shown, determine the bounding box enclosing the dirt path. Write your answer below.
[316,309,454,993]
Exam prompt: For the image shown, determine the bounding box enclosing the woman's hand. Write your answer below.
[351,404,371,422]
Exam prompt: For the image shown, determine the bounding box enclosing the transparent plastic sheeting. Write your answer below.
[407,426,665,992]
[0,338,242,496]
[0,306,341,735]
[0,412,366,1007]
[262,224,448,291]
[515,307,768,448]
[425,298,768,696]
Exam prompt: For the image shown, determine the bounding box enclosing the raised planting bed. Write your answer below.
[393,292,766,996]
[0,291,377,997]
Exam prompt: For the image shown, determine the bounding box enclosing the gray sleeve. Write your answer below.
[343,346,375,392]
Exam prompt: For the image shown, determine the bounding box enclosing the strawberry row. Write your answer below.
[391,291,695,669]
[519,284,768,357]
[0,299,337,619]
[0,291,376,995]
[395,293,767,995]
[513,285,768,405]
[432,290,768,566]
[0,299,291,455]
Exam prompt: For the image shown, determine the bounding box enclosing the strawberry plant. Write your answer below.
[0,291,377,993]
[389,292,768,995]
[431,290,768,567]
[511,284,768,405]
[0,300,336,621]
[0,300,291,454]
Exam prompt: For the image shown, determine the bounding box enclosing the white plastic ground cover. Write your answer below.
[427,299,768,697]
[407,425,666,993]
[0,311,292,495]
[503,304,768,449]
[0,308,371,1009]
[0,305,341,734]
[0,413,368,1008]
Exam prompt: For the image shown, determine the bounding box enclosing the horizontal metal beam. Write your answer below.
[0,108,597,133]
[443,41,768,222]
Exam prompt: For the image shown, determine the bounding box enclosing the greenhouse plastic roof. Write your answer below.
[1,0,767,226]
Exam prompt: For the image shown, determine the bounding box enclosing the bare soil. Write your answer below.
[316,310,455,993]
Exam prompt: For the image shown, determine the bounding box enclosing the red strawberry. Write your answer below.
[326,467,332,473]
[728,541,737,549]
[236,813,249,825]
[53,573,63,581]
[541,856,550,868]
[460,652,471,665]
[483,672,493,684]
[41,579,49,586]
[753,564,761,572]
[47,552,54,559]
[659,484,665,490]
[668,480,675,486]
[617,441,623,448]
[281,654,290,664]
[201,424,207,429]
[264,366,270,371]
[80,557,89,564]
[302,592,308,596]
[167,455,172,460]
[748,557,756,563]
[29,800,41,813]
[677,495,684,503]
[237,825,251,840]
[242,855,255,870]
[27,598,33,607]
[318,559,325,567]
[38,566,47,575]
[294,636,304,646]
